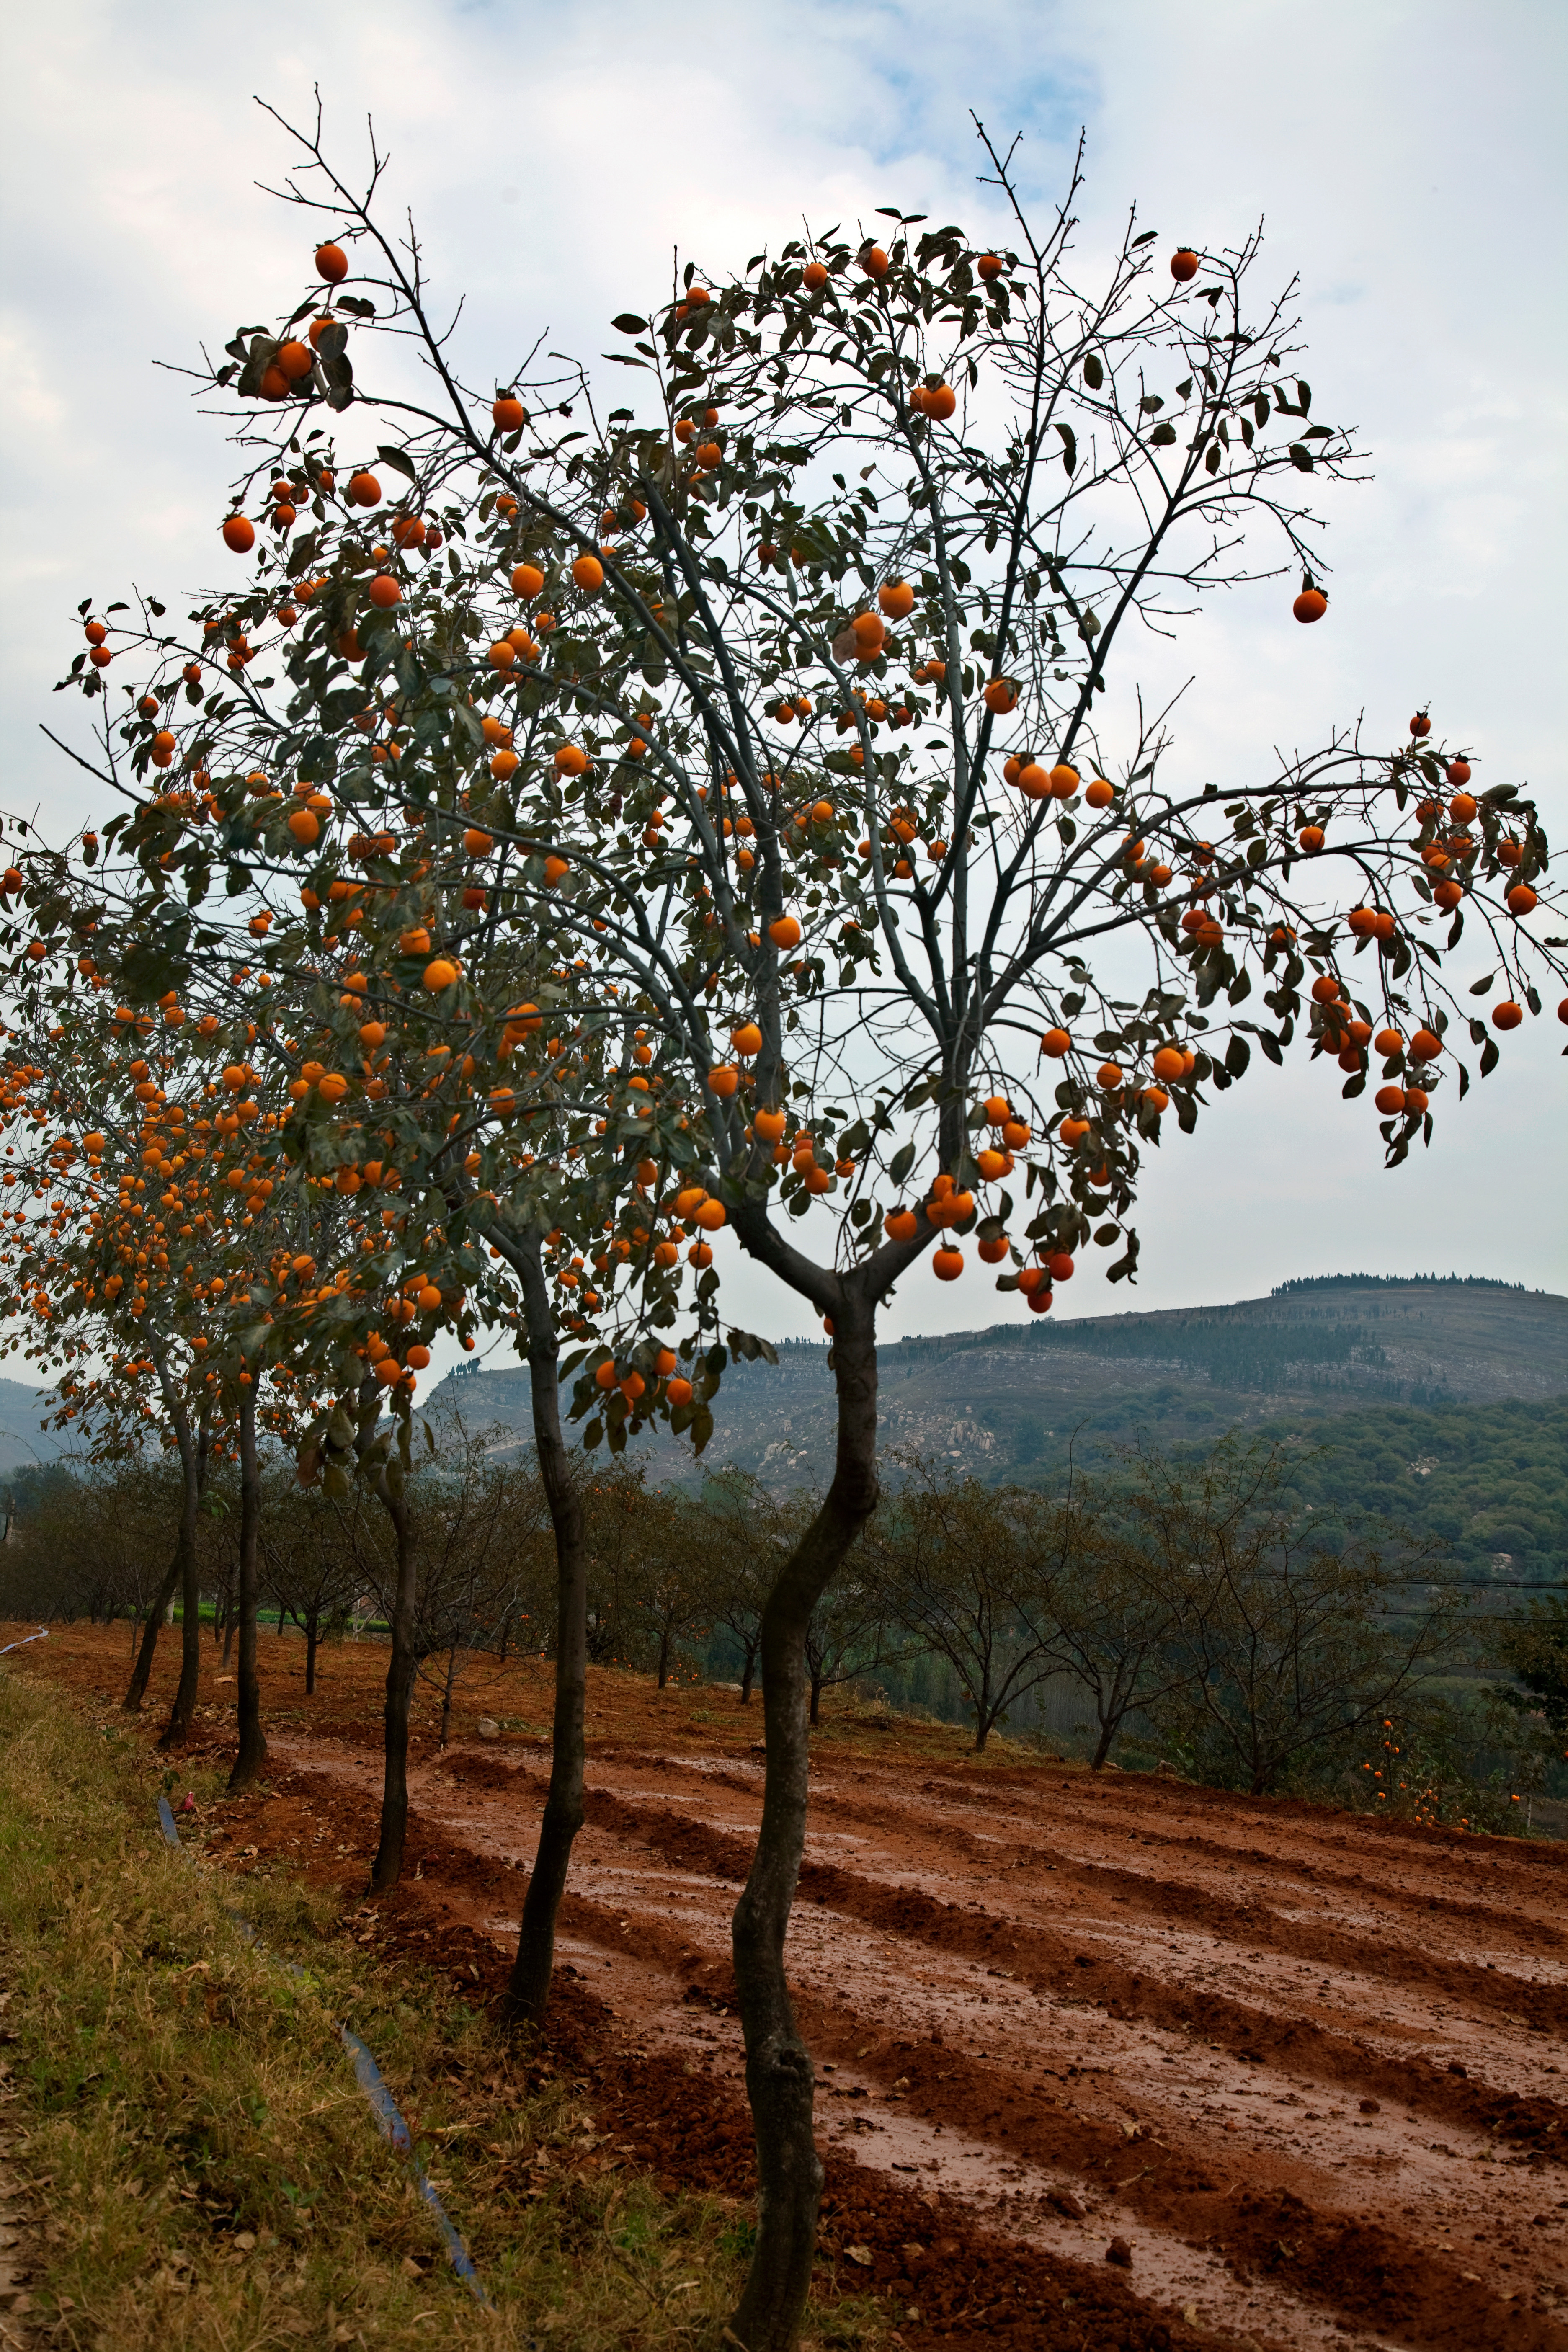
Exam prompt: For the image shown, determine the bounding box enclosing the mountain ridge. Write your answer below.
[425,1276,1568,1488]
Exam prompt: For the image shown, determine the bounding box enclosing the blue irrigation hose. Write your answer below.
[341,2028,490,2296]
[0,1627,49,1658]
[157,1800,489,2305]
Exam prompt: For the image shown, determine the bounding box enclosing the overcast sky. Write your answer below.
[1,0,1563,1372]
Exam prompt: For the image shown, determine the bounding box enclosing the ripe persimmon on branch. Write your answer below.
[5,101,1563,2351]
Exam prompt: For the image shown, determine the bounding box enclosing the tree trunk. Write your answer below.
[1091,1713,1118,1769]
[125,1547,183,1712]
[658,1626,672,1691]
[221,1604,236,1667]
[488,1222,589,2029]
[973,1664,993,1752]
[439,1645,459,1748]
[227,1382,268,1791]
[157,1382,208,1751]
[305,1607,320,1696]
[729,1307,881,2352]
[740,1647,756,1705]
[126,1401,210,1713]
[369,1485,416,1893]
[808,1672,823,1726]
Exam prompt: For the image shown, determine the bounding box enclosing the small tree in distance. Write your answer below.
[691,1466,787,1702]
[8,99,1563,2349]
[1133,1434,1462,1794]
[259,1456,361,1693]
[867,1454,1069,1751]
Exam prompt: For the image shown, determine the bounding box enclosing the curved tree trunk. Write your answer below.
[126,1399,210,1713]
[125,1547,183,1712]
[488,1222,589,2028]
[369,1485,416,1893]
[227,1382,268,1791]
[729,1305,881,2352]
[156,1382,209,1749]
[304,1607,320,1695]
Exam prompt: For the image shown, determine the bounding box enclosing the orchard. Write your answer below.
[2,109,1563,2350]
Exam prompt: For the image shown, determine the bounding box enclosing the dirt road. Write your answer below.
[11,1626,1567,2349]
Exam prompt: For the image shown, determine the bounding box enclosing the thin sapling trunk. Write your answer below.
[227,1381,268,1791]
[157,1378,209,1751]
[487,1223,589,2028]
[126,1399,209,1714]
[369,1485,416,1891]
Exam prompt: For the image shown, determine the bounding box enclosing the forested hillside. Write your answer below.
[1256,1398,1567,1592]
[0,1378,62,1474]
[426,1275,1567,1498]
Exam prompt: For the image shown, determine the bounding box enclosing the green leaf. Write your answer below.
[1149,422,1177,447]
[612,314,649,335]
[1083,354,1104,391]
[1288,444,1314,472]
[1055,421,1077,475]
[376,445,418,482]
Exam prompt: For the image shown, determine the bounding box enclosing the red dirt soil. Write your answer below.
[10,1622,1568,2351]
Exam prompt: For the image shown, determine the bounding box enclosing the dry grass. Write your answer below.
[0,1668,775,2350]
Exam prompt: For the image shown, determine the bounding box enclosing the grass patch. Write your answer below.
[0,1669,767,2348]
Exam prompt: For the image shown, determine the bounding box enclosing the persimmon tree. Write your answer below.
[0,1018,222,1738]
[0,974,347,1782]
[12,103,1565,2348]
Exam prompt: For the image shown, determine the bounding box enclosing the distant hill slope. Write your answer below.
[425,1275,1568,1490]
[0,1380,63,1475]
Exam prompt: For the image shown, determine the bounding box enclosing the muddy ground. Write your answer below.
[8,1622,1567,2351]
